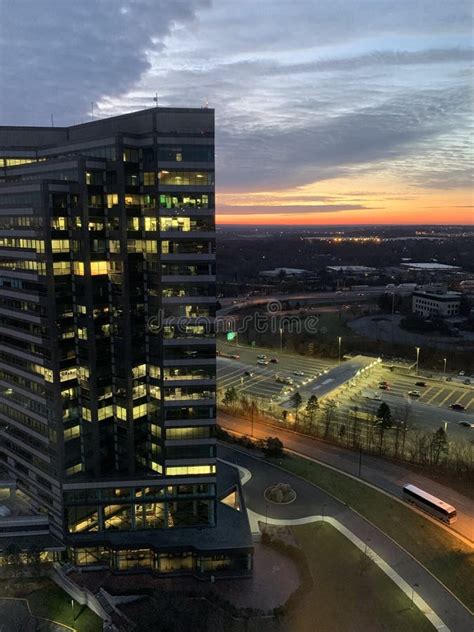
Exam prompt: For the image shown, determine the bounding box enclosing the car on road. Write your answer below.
[458,421,474,428]
[408,390,421,397]
[379,384,389,390]
[294,371,305,376]
[415,381,427,387]
[257,359,269,366]
[450,403,465,411]
[270,358,279,363]
[244,371,254,377]
[257,354,267,360]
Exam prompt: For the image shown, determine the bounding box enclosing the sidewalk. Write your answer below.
[220,445,474,632]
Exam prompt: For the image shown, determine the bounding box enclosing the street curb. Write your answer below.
[220,442,474,618]
[219,414,473,545]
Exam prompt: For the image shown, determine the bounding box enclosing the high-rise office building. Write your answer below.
[0,108,252,575]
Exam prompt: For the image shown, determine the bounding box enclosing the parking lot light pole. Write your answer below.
[415,347,420,375]
[279,326,283,351]
[443,357,447,375]
[338,336,342,364]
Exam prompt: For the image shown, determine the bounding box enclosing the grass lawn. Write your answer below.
[0,578,102,632]
[288,522,433,632]
[271,454,474,610]
[27,582,102,632]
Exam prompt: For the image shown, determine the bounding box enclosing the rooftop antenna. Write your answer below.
[202,99,209,109]
[50,113,54,127]
[153,92,159,108]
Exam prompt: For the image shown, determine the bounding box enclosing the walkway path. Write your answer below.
[219,444,474,632]
[219,411,474,542]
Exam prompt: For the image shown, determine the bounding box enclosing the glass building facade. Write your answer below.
[0,108,252,576]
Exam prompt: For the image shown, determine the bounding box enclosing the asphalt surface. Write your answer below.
[219,444,474,632]
[219,411,474,542]
[218,341,474,441]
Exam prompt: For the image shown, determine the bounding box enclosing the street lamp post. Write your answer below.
[251,402,255,438]
[279,325,283,351]
[415,347,420,375]
[338,336,342,364]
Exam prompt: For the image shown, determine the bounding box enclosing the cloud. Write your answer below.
[0,0,209,125]
[0,0,471,202]
[218,204,381,215]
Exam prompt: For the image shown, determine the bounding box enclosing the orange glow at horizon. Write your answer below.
[216,174,473,225]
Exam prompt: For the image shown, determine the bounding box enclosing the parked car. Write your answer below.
[270,358,279,363]
[408,390,421,397]
[415,381,427,387]
[231,354,240,360]
[450,403,465,411]
[458,421,474,428]
[257,354,267,360]
[379,384,389,390]
[257,359,269,366]
[458,371,465,376]
[244,371,254,377]
[294,371,305,376]
[463,378,471,385]
[445,377,453,382]
[379,381,389,387]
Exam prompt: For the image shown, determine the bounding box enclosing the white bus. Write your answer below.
[402,484,457,524]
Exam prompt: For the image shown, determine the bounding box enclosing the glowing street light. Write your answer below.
[443,357,447,375]
[415,347,420,375]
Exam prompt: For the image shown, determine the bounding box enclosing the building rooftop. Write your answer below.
[400,262,461,271]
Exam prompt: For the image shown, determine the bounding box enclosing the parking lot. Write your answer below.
[217,341,334,402]
[364,367,474,413]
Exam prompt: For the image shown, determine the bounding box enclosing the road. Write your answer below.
[219,411,474,542]
[219,443,474,632]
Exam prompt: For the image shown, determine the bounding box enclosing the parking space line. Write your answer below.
[426,388,446,405]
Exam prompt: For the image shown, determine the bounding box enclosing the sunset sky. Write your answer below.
[0,0,472,225]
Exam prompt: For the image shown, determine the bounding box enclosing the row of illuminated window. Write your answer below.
[158,171,214,186]
[64,425,81,441]
[73,261,108,276]
[0,157,38,167]
[0,238,70,253]
[160,325,213,339]
[163,387,215,401]
[67,497,214,533]
[166,426,214,440]
[81,402,158,422]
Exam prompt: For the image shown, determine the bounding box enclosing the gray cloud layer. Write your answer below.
[0,0,472,197]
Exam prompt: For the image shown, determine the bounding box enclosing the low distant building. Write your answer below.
[326,265,377,274]
[412,290,461,318]
[259,267,310,278]
[401,262,462,273]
